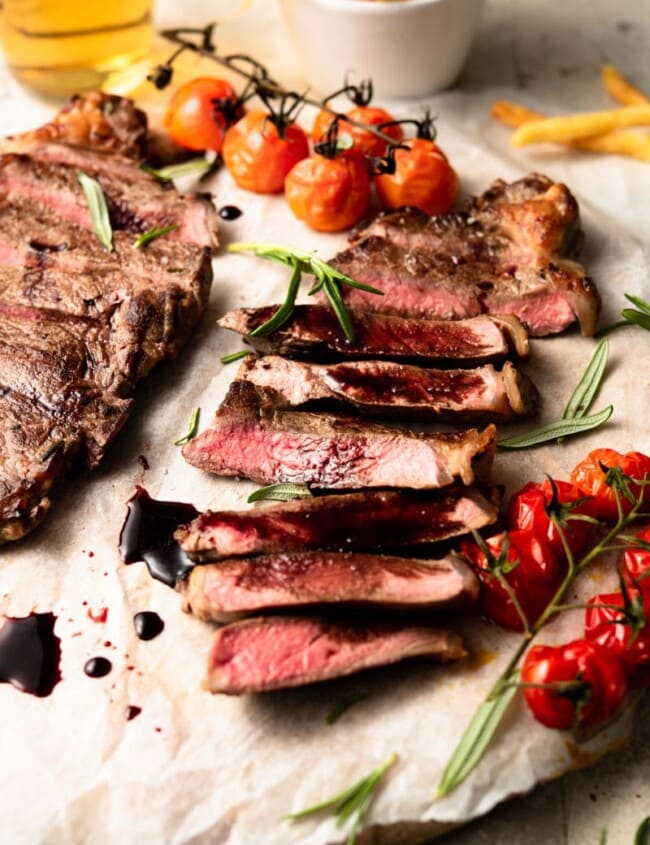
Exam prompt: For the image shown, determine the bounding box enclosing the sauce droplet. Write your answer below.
[133,611,164,641]
[218,204,242,221]
[0,612,61,697]
[119,486,198,587]
[125,705,142,721]
[84,656,112,678]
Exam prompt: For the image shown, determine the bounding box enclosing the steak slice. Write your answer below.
[182,381,496,489]
[237,355,538,422]
[205,615,466,694]
[331,236,599,337]
[181,551,478,623]
[175,485,501,562]
[218,304,529,365]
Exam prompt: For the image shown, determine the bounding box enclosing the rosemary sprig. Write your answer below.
[133,223,179,249]
[597,293,650,335]
[77,172,113,251]
[284,753,396,845]
[220,349,251,364]
[145,158,214,181]
[634,816,650,845]
[173,407,200,446]
[563,337,608,420]
[227,242,383,342]
[498,406,613,449]
[247,482,313,503]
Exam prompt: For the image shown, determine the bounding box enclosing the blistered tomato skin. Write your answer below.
[585,591,650,688]
[285,152,371,233]
[164,77,241,153]
[521,639,627,729]
[312,106,403,157]
[460,530,563,631]
[222,111,309,194]
[622,525,650,605]
[570,448,650,522]
[375,138,459,216]
[507,479,597,561]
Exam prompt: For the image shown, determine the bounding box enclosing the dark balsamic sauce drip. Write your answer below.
[118,486,198,587]
[125,705,142,721]
[0,612,61,697]
[83,656,112,678]
[218,204,242,221]
[133,611,164,641]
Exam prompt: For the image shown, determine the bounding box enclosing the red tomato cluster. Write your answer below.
[163,77,458,232]
[461,447,650,731]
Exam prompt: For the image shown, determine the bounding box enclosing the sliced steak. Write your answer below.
[237,355,538,422]
[182,551,478,623]
[176,485,501,562]
[182,381,496,489]
[205,615,466,694]
[218,305,529,365]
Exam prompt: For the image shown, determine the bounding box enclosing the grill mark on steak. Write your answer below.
[182,381,496,489]
[334,174,600,336]
[175,485,501,562]
[181,550,479,623]
[218,304,529,366]
[237,355,538,422]
[205,615,466,694]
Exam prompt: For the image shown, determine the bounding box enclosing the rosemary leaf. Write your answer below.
[498,405,613,449]
[599,828,608,845]
[634,816,650,845]
[173,407,200,446]
[247,482,313,503]
[625,293,650,315]
[436,673,518,797]
[133,223,179,249]
[77,172,113,251]
[621,308,650,331]
[146,158,213,181]
[324,277,355,341]
[326,688,368,725]
[250,260,302,337]
[563,337,609,419]
[220,349,251,365]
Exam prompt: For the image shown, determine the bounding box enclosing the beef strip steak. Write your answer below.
[218,304,529,365]
[205,615,466,694]
[333,173,600,336]
[237,354,538,422]
[182,381,496,489]
[175,485,501,562]
[0,94,217,542]
[181,550,479,623]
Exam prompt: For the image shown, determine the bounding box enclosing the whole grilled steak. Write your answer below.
[181,550,478,623]
[333,174,600,336]
[218,304,529,365]
[175,485,501,562]
[205,615,466,694]
[182,381,496,489]
[0,94,217,543]
[237,355,538,422]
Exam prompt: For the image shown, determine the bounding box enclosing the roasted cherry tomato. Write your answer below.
[222,110,309,194]
[285,151,371,232]
[375,138,459,216]
[622,525,650,605]
[585,591,650,688]
[460,530,563,631]
[163,77,242,152]
[570,448,650,522]
[521,639,627,729]
[507,479,598,561]
[312,106,403,157]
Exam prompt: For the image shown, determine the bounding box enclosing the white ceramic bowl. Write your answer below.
[279,0,485,100]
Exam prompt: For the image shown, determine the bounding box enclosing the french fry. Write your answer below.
[601,64,650,106]
[491,100,650,162]
[511,105,650,146]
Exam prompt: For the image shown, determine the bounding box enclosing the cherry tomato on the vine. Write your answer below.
[164,77,242,153]
[222,110,309,194]
[570,448,650,522]
[521,639,627,729]
[374,137,459,216]
[622,525,650,605]
[507,479,598,561]
[285,151,371,232]
[312,106,403,158]
[460,530,563,631]
[585,591,650,688]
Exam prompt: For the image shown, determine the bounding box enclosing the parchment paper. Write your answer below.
[1,2,649,843]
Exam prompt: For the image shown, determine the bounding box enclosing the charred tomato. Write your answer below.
[622,525,650,605]
[312,106,403,158]
[164,77,243,153]
[570,448,650,522]
[585,591,650,688]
